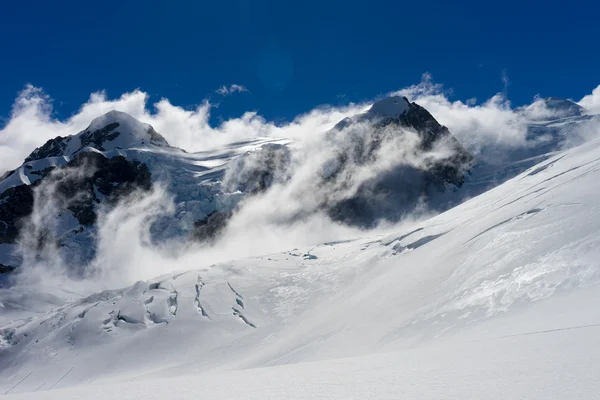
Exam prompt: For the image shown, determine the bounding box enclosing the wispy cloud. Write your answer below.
[215,84,249,96]
[501,69,510,95]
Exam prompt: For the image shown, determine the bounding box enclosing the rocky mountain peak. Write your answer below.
[542,97,583,117]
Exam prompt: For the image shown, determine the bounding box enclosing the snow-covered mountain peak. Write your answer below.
[367,95,410,118]
[24,110,170,163]
[86,110,169,147]
[542,96,583,117]
[523,96,585,121]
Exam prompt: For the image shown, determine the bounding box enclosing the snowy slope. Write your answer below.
[7,328,600,399]
[2,133,600,397]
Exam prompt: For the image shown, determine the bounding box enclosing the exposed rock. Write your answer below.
[332,96,473,183]
[25,136,73,163]
[0,151,152,272]
[0,185,35,244]
[224,143,292,193]
[78,122,121,150]
[190,211,233,243]
[325,96,474,227]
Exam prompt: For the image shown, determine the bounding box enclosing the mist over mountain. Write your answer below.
[1,79,600,398]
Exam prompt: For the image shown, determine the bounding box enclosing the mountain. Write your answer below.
[0,97,476,275]
[326,96,474,226]
[528,96,585,119]
[0,114,290,275]
[2,120,600,397]
[2,95,595,277]
[24,111,171,163]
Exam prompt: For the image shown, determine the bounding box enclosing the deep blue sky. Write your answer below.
[1,0,598,124]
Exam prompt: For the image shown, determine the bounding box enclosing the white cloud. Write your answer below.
[501,69,510,94]
[578,85,600,114]
[0,87,149,174]
[393,74,529,162]
[215,84,249,96]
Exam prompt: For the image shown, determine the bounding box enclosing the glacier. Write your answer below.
[1,95,600,398]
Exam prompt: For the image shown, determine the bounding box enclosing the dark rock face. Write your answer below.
[25,136,73,163]
[0,185,35,244]
[325,97,474,227]
[0,151,152,273]
[0,111,172,275]
[79,122,121,150]
[190,211,233,243]
[333,97,473,184]
[44,152,152,226]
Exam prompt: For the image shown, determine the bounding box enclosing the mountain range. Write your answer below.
[1,94,599,398]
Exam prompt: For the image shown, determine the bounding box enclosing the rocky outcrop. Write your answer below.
[0,185,35,245]
[332,96,473,184]
[190,211,233,243]
[0,151,152,274]
[78,122,121,151]
[47,152,152,226]
[324,96,474,226]
[24,136,73,163]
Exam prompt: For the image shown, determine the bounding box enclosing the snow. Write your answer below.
[0,156,71,193]
[2,133,600,397]
[333,96,412,130]
[367,95,410,118]
[66,110,168,155]
[7,326,600,399]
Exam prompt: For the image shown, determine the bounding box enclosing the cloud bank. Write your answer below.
[579,85,600,114]
[2,75,600,291]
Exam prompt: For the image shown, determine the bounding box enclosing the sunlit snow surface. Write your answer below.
[3,137,600,398]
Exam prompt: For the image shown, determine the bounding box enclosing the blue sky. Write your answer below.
[1,0,598,124]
